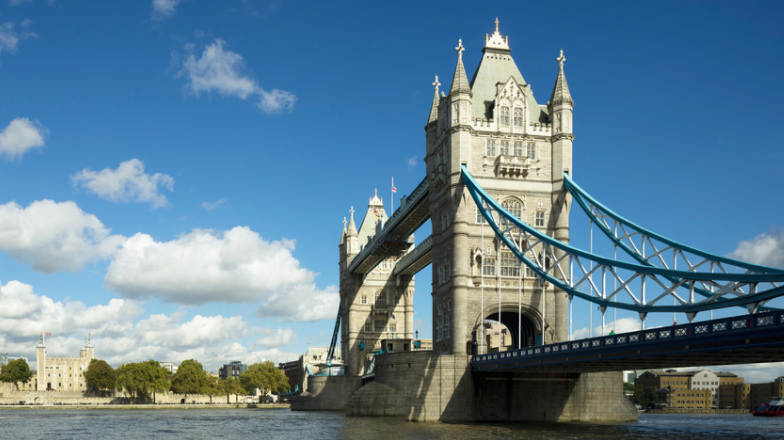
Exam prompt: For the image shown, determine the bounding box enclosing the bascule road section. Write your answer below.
[292,20,784,424]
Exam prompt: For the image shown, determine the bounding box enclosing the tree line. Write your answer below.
[0,357,290,403]
[86,359,290,403]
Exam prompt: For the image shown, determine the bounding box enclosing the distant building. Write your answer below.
[159,362,178,376]
[278,347,345,394]
[36,333,94,392]
[636,369,740,408]
[219,361,246,380]
[657,388,712,409]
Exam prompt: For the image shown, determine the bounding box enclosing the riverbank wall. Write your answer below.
[0,403,289,410]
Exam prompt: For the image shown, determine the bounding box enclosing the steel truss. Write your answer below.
[461,166,784,318]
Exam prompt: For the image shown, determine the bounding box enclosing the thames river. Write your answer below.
[0,409,780,439]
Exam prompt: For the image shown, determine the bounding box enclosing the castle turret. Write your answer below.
[36,333,45,391]
[549,50,574,343]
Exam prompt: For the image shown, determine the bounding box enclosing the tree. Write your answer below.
[239,361,289,399]
[203,376,224,404]
[143,360,170,404]
[632,385,661,406]
[171,359,207,402]
[84,359,116,393]
[223,377,247,403]
[0,358,33,390]
[116,363,144,399]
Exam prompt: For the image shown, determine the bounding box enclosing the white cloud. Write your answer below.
[0,21,37,55]
[407,156,418,169]
[0,199,124,273]
[258,88,296,113]
[201,197,227,211]
[258,283,340,322]
[151,0,183,19]
[71,159,175,209]
[728,228,784,269]
[571,317,642,340]
[178,39,296,114]
[103,226,334,310]
[0,279,296,372]
[0,118,46,160]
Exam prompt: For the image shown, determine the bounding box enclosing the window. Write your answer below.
[482,257,496,276]
[389,322,397,333]
[361,295,367,305]
[501,107,509,125]
[499,141,509,155]
[527,142,536,159]
[364,321,372,332]
[375,291,387,305]
[513,108,522,126]
[502,199,522,218]
[375,319,386,333]
[535,211,545,227]
[500,252,519,277]
[514,142,523,156]
[486,139,496,156]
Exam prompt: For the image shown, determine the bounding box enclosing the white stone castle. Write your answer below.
[36,333,94,392]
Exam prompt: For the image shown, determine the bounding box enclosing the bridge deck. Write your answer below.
[472,310,784,373]
[349,176,430,275]
[393,235,432,276]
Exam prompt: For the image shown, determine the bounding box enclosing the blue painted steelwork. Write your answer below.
[326,303,340,365]
[471,309,784,371]
[461,165,784,313]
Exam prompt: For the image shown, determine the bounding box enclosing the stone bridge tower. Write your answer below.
[338,193,415,376]
[425,20,573,355]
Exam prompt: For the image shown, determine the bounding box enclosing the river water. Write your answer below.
[0,409,781,439]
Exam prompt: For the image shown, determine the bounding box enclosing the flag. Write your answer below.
[373,208,380,217]
[44,332,51,336]
[392,177,397,193]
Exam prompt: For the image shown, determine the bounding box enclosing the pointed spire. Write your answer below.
[427,75,441,124]
[484,18,510,50]
[549,50,574,107]
[340,217,347,244]
[348,206,357,235]
[449,39,471,96]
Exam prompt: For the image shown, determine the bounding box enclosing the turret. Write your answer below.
[447,39,472,129]
[549,50,574,139]
[346,207,358,259]
[36,333,45,391]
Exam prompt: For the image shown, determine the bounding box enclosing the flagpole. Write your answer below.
[391,176,394,214]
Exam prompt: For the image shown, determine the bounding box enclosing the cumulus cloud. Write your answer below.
[571,317,642,340]
[201,197,227,211]
[0,279,296,371]
[0,199,124,273]
[0,118,46,160]
[0,21,37,55]
[71,159,175,209]
[103,226,333,309]
[178,39,296,114]
[728,228,784,269]
[258,283,340,322]
[407,156,418,169]
[151,0,184,19]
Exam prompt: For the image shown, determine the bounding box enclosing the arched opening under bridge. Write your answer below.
[477,309,540,354]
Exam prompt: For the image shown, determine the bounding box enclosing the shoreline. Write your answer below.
[644,409,750,415]
[0,403,290,411]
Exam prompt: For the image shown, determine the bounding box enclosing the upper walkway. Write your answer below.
[471,309,784,373]
[348,176,432,275]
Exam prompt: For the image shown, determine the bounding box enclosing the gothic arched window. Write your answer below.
[501,107,510,125]
[375,290,387,305]
[502,199,522,218]
[513,108,523,126]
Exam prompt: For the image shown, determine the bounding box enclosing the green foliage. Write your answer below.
[115,360,171,399]
[630,384,661,406]
[623,382,636,392]
[223,377,247,403]
[0,358,33,390]
[203,376,224,403]
[84,359,117,392]
[239,361,289,397]
[171,359,207,400]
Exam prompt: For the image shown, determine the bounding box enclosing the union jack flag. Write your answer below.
[44,332,52,336]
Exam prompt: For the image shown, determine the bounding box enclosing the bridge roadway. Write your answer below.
[348,175,433,275]
[472,310,784,373]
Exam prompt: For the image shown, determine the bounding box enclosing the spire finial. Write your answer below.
[350,206,355,219]
[343,217,347,231]
[484,19,509,50]
[433,75,440,92]
[455,39,464,59]
[495,18,499,33]
[557,50,566,67]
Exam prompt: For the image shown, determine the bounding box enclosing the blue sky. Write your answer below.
[0,1,783,380]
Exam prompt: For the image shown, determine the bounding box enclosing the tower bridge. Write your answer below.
[292,21,784,422]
